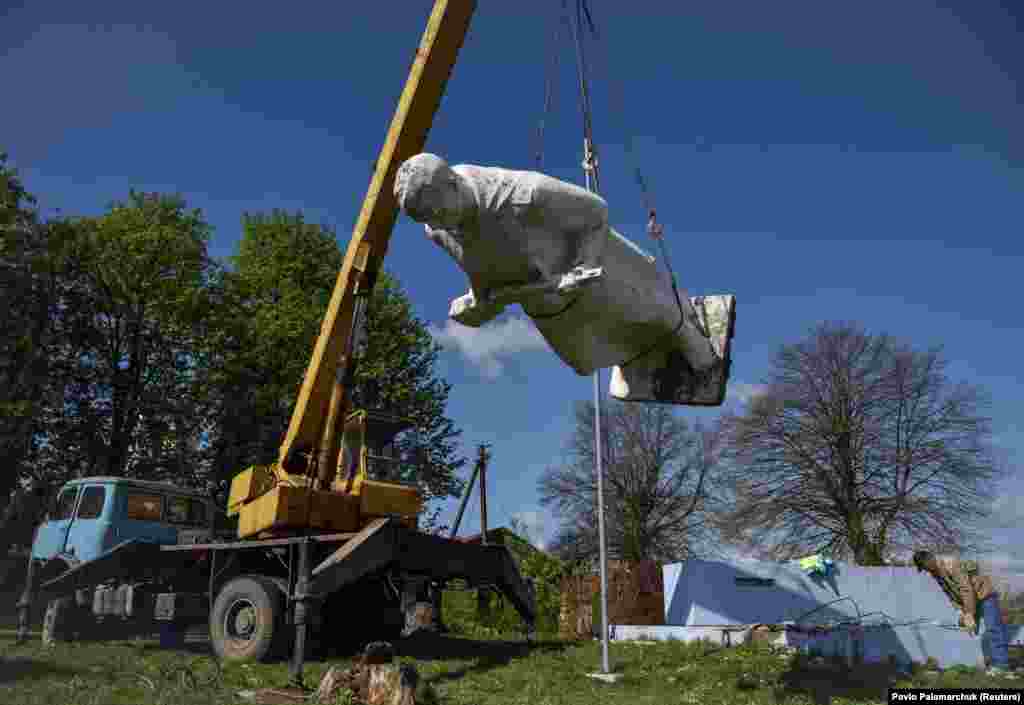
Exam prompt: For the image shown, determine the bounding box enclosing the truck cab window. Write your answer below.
[125,493,163,521]
[51,488,78,521]
[77,486,106,519]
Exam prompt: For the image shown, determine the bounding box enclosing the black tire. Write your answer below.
[42,597,75,646]
[209,575,286,663]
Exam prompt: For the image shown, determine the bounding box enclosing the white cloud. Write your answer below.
[428,315,548,379]
[510,509,547,550]
[726,382,769,405]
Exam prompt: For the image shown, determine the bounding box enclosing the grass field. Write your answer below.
[1,626,1020,705]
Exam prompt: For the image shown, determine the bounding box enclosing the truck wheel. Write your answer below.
[210,576,285,663]
[42,597,75,646]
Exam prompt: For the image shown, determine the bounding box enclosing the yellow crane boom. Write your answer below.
[228,0,477,538]
[278,0,476,484]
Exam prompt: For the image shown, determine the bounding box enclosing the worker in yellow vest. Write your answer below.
[913,550,1015,677]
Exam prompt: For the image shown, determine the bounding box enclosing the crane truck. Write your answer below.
[15,0,538,681]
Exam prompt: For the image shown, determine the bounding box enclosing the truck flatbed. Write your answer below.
[38,518,535,629]
[157,532,358,552]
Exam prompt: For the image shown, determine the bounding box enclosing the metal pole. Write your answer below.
[569,0,609,674]
[479,444,489,546]
[593,368,610,673]
[289,538,312,688]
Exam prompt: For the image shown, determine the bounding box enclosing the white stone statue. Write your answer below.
[394,153,736,405]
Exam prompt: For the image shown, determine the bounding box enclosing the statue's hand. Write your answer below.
[556,266,604,294]
[450,290,504,327]
[425,223,463,245]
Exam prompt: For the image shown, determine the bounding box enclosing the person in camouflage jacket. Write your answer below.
[914,550,1013,675]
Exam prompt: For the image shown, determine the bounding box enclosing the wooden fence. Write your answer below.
[559,560,664,640]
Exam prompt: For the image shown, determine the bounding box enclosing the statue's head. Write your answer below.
[394,153,468,229]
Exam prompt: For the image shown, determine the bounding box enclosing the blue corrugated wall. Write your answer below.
[651,558,1022,668]
[664,559,961,626]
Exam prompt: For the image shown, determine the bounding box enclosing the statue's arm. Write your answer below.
[531,174,609,232]
[530,174,610,271]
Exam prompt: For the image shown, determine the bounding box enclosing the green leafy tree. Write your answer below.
[0,152,43,500]
[35,191,214,485]
[200,210,345,486]
[203,211,465,522]
[0,153,77,504]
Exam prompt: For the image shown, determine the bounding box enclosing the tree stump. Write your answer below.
[314,641,418,705]
[367,663,418,705]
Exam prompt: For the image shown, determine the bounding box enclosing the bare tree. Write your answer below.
[717,321,1005,565]
[539,399,723,567]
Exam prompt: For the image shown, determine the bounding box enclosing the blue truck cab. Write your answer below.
[31,477,213,568]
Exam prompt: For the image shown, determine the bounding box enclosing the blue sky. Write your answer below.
[3,2,1021,585]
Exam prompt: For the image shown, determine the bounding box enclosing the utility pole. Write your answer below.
[478,443,490,545]
[449,443,488,540]
[475,443,492,621]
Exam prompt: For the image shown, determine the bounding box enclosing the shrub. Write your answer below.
[442,530,567,637]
